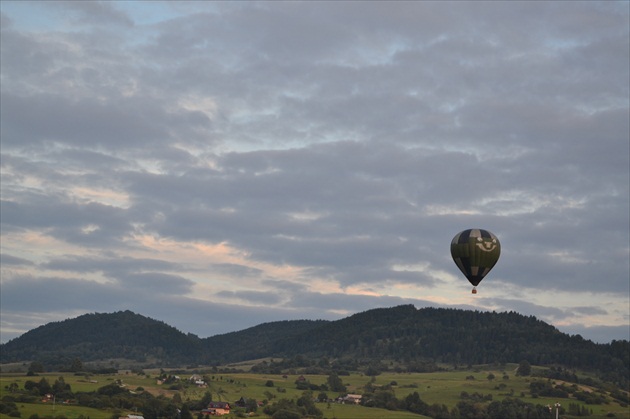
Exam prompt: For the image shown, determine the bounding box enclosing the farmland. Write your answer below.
[1,363,628,418]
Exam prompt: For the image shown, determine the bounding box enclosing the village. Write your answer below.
[145,374,363,416]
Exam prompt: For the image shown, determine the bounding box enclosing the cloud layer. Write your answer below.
[1,2,628,344]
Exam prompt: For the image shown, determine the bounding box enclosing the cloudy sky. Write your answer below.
[1,1,628,345]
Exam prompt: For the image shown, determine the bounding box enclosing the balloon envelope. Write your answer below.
[451,229,501,287]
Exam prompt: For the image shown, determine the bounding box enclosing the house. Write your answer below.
[202,401,230,416]
[189,375,206,387]
[339,394,362,404]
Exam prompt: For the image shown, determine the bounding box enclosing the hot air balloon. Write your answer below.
[451,229,501,294]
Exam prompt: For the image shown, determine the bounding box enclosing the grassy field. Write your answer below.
[1,366,628,418]
[0,401,112,419]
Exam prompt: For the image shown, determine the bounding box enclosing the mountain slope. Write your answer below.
[201,319,328,363]
[0,310,202,365]
[203,305,627,378]
[1,305,628,387]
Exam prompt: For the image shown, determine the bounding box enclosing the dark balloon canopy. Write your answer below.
[451,229,501,293]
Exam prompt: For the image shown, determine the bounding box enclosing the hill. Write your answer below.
[0,310,203,366]
[1,306,628,386]
[0,311,326,368]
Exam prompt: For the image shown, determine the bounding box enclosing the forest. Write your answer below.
[1,305,628,389]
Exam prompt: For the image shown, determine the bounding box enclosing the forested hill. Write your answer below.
[201,305,628,386]
[0,311,203,366]
[1,306,628,386]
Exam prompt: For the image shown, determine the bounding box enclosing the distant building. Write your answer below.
[202,401,231,416]
[339,394,362,404]
[189,375,207,387]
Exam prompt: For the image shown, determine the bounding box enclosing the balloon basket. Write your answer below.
[471,287,477,294]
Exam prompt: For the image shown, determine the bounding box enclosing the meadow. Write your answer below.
[1,364,628,419]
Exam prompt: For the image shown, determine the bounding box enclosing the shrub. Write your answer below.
[272,410,300,419]
[0,401,18,415]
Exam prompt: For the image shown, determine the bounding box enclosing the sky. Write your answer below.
[1,1,629,346]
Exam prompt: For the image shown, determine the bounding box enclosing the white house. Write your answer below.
[339,394,362,404]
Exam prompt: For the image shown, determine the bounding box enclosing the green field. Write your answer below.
[0,401,112,419]
[1,366,628,418]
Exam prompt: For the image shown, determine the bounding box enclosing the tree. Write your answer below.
[27,362,44,376]
[272,410,300,419]
[403,392,428,415]
[427,403,451,419]
[516,360,531,376]
[97,383,128,396]
[317,392,328,402]
[244,398,259,413]
[180,404,193,419]
[70,358,83,372]
[457,400,486,418]
[5,383,19,393]
[0,400,19,417]
[200,391,212,406]
[296,392,322,417]
[265,395,320,418]
[37,377,51,396]
[172,393,182,404]
[326,373,346,393]
[52,377,72,399]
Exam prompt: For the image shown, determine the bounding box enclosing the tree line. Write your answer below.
[2,306,628,388]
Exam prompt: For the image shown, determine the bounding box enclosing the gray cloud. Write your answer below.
[1,93,212,149]
[43,256,184,275]
[0,254,35,266]
[117,272,195,295]
[0,276,127,313]
[1,2,627,344]
[216,290,285,306]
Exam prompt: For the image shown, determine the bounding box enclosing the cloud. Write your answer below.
[43,255,184,275]
[1,93,212,149]
[0,276,127,313]
[1,1,628,345]
[57,1,135,27]
[0,254,35,266]
[216,290,285,306]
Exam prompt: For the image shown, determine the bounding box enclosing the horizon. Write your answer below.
[1,305,627,346]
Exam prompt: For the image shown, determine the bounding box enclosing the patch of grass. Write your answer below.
[321,403,429,418]
[2,367,629,418]
[3,402,112,419]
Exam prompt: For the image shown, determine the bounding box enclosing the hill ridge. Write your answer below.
[1,305,628,387]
